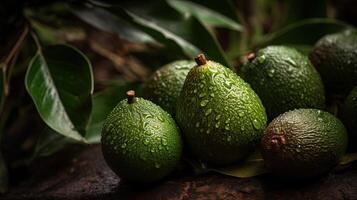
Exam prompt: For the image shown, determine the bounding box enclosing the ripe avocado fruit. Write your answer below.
[261,109,348,178]
[142,60,196,115]
[176,54,267,165]
[310,29,357,95]
[340,86,357,139]
[241,46,325,120]
[101,90,182,182]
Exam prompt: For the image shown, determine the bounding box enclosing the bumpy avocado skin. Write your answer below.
[341,86,357,138]
[101,98,182,182]
[143,60,196,115]
[176,61,267,165]
[241,46,325,120]
[310,30,357,95]
[261,109,348,178]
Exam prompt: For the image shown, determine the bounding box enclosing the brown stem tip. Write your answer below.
[246,52,256,62]
[126,90,136,104]
[195,53,207,65]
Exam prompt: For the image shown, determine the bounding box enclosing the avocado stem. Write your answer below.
[127,90,136,104]
[269,135,286,151]
[195,54,207,65]
[246,52,256,62]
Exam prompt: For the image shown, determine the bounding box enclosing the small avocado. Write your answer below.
[176,54,267,165]
[101,90,182,182]
[241,46,325,120]
[310,29,357,95]
[261,109,348,178]
[340,86,357,139]
[143,60,196,115]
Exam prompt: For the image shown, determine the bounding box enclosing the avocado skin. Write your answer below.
[176,61,267,165]
[241,46,325,120]
[143,60,196,115]
[340,86,357,140]
[261,109,348,178]
[101,97,182,182]
[310,30,357,95]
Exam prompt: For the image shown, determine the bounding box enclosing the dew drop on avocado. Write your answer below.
[205,109,212,116]
[200,99,209,107]
[252,119,261,130]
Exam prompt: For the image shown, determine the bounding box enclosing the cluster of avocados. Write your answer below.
[101,29,357,182]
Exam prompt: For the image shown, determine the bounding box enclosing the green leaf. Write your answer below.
[339,153,357,166]
[25,45,93,142]
[255,18,353,48]
[0,152,8,193]
[32,128,76,159]
[107,3,230,67]
[189,0,239,21]
[167,0,243,31]
[86,82,133,143]
[72,6,157,44]
[211,150,268,178]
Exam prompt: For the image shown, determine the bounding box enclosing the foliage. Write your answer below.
[0,0,355,193]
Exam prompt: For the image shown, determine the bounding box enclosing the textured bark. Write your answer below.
[3,145,357,200]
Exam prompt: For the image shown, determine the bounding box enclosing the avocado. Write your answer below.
[241,45,325,120]
[340,86,357,139]
[143,60,196,115]
[310,29,357,95]
[176,54,267,165]
[261,109,348,178]
[101,90,182,182]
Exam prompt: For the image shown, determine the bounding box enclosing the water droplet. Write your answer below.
[238,112,244,117]
[206,129,211,134]
[257,55,266,64]
[199,93,206,98]
[267,69,275,77]
[227,135,232,142]
[205,109,212,116]
[286,58,297,66]
[144,139,150,145]
[150,148,156,153]
[155,163,161,168]
[195,122,200,128]
[215,122,220,128]
[193,89,197,93]
[121,143,127,149]
[209,86,213,90]
[215,115,221,120]
[225,125,230,130]
[200,100,209,107]
[199,84,204,88]
[161,138,168,146]
[252,119,261,130]
[210,93,215,97]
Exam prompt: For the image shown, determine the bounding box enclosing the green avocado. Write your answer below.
[101,91,182,182]
[176,54,267,165]
[340,86,357,139]
[261,109,348,178]
[142,60,196,115]
[310,29,357,95]
[241,45,325,120]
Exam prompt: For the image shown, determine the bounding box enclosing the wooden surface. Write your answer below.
[2,145,357,200]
